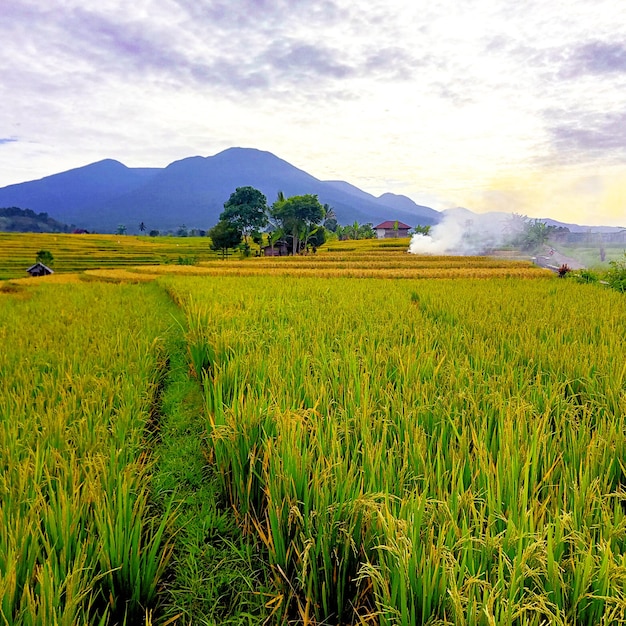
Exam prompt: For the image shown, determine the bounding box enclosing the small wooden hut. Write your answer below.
[26,262,54,277]
[263,241,289,256]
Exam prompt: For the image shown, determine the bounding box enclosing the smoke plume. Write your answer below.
[408,210,521,255]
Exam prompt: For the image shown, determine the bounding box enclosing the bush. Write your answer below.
[557,264,571,277]
[36,249,54,266]
[572,269,599,284]
[606,254,626,292]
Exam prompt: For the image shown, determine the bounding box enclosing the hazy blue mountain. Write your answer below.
[0,160,159,229]
[540,217,624,233]
[442,208,623,234]
[0,148,441,232]
[376,193,440,223]
[324,180,382,204]
[324,182,439,225]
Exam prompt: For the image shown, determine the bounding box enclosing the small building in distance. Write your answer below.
[26,262,54,277]
[263,241,289,256]
[374,221,412,239]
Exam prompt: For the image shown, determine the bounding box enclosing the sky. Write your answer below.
[1,0,625,226]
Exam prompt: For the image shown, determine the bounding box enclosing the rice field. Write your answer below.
[0,232,546,282]
[1,236,624,625]
[167,276,626,625]
[0,282,176,624]
[0,232,220,280]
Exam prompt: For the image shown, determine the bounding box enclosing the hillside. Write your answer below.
[0,206,72,233]
[0,148,441,233]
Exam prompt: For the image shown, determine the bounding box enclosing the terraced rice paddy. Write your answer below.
[0,232,219,280]
[1,233,624,625]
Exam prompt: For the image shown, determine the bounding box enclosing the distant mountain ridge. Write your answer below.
[442,207,624,234]
[0,148,440,233]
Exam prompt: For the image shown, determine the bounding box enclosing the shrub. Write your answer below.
[557,263,571,277]
[572,269,599,284]
[606,253,626,292]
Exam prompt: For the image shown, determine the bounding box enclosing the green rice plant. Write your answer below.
[0,282,177,624]
[165,274,626,625]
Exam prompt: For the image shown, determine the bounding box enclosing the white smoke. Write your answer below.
[408,210,521,256]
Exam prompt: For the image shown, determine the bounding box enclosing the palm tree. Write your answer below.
[350,221,360,240]
[139,221,146,233]
[268,228,283,255]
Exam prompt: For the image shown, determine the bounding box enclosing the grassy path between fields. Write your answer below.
[150,291,271,625]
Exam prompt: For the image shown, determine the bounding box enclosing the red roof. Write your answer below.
[374,221,411,229]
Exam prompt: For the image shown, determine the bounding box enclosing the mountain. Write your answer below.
[376,193,440,223]
[539,217,624,233]
[0,160,159,230]
[442,208,624,234]
[0,148,440,233]
[325,182,439,225]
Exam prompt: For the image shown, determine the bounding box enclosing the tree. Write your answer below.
[413,224,431,236]
[221,187,268,244]
[271,194,324,255]
[322,204,338,232]
[250,230,264,255]
[606,253,626,293]
[517,219,554,251]
[36,250,54,266]
[116,224,127,235]
[139,221,146,233]
[348,221,360,240]
[299,223,320,253]
[335,221,375,241]
[308,226,327,252]
[267,227,284,255]
[358,222,376,239]
[208,220,242,259]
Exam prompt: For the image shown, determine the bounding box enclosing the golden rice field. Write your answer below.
[0,282,176,625]
[0,232,218,280]
[0,232,545,282]
[167,276,626,625]
[1,234,624,625]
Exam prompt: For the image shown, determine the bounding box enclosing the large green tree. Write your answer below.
[221,186,268,243]
[524,219,553,250]
[271,194,324,255]
[208,220,242,259]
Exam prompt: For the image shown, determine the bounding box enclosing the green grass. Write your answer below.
[150,324,271,625]
[556,243,626,269]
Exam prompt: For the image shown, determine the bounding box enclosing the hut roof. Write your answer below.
[26,262,54,275]
[374,221,411,230]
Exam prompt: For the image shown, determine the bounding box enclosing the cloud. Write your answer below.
[0,138,18,145]
[547,110,626,160]
[0,0,421,106]
[561,41,626,78]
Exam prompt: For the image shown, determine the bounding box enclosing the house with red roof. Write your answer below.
[374,220,411,239]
